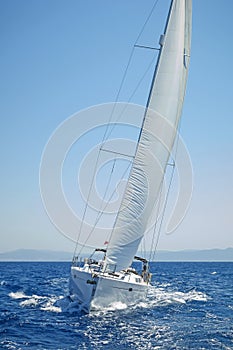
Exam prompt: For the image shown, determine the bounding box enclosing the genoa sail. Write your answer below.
[105,0,192,272]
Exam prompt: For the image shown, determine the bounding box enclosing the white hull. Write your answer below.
[69,264,150,312]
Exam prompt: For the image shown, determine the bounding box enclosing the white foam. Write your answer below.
[0,340,19,350]
[87,287,209,314]
[143,285,209,308]
[9,291,28,299]
[186,290,209,302]
[108,301,128,310]
[41,303,62,313]
[20,298,38,307]
[72,287,206,314]
[40,296,62,312]
[9,290,63,311]
[8,284,209,315]
[102,340,110,345]
[64,299,89,314]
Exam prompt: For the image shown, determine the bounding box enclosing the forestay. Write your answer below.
[105,0,192,272]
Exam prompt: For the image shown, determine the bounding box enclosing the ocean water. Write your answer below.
[0,261,232,349]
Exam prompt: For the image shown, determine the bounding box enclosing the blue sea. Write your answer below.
[0,262,232,349]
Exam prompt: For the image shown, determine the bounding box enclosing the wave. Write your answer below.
[0,280,7,286]
[88,286,209,315]
[8,284,208,315]
[9,291,29,299]
[146,286,209,306]
[0,340,20,350]
[9,291,62,312]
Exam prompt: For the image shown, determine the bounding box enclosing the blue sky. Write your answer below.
[1,0,233,253]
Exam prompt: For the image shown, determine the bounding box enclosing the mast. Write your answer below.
[105,0,192,272]
[136,0,174,148]
[146,0,174,108]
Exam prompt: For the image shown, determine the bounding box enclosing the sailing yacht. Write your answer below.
[69,0,192,312]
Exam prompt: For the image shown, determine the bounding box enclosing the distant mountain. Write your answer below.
[0,248,232,262]
[154,247,233,262]
[0,249,72,261]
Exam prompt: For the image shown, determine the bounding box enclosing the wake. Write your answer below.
[8,284,208,315]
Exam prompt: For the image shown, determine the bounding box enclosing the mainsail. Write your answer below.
[105,0,192,272]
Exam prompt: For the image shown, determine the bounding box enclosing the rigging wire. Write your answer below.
[148,178,165,262]
[135,0,160,45]
[98,2,163,249]
[73,0,161,257]
[77,157,118,256]
[73,147,103,258]
[101,0,160,147]
[101,55,157,143]
[150,161,176,263]
[149,118,184,263]
[77,160,133,256]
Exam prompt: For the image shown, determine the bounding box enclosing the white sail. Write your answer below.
[105,0,192,272]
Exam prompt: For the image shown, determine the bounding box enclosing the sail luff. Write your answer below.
[136,0,175,146]
[105,0,192,272]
